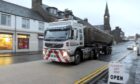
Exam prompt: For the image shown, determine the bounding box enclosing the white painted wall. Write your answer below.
[15,16,46,33]
[0,12,47,53]
[0,12,47,33]
[0,13,15,31]
[29,33,38,51]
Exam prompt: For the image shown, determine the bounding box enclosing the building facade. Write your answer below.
[111,26,125,43]
[0,0,47,53]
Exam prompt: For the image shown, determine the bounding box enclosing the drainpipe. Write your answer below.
[14,15,17,53]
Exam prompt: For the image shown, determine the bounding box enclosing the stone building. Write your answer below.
[111,26,125,43]
[0,0,47,53]
[0,0,82,53]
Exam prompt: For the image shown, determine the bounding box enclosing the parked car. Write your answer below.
[127,44,134,50]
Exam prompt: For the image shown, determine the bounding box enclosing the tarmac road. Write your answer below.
[0,41,134,84]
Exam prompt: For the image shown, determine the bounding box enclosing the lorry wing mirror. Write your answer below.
[71,30,74,39]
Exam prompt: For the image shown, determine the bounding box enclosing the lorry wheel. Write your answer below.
[94,51,99,59]
[74,51,81,65]
[90,50,94,60]
[104,47,108,55]
[105,47,110,55]
[108,48,112,55]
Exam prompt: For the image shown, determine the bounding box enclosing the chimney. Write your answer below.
[84,18,88,22]
[32,0,42,9]
[64,9,74,19]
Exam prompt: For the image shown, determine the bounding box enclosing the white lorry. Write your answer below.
[43,20,113,64]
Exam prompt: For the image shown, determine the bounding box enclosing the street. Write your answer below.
[0,0,139,84]
[0,41,132,66]
[0,41,139,84]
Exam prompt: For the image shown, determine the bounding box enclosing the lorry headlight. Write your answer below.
[43,50,45,55]
[63,51,68,57]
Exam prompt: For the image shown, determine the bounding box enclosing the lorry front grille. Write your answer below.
[45,43,63,48]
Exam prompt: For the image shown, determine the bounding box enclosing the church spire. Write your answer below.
[104,3,111,33]
[104,3,110,17]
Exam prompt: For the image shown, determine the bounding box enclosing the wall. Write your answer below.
[0,12,47,53]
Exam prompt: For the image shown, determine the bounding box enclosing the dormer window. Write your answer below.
[47,7,58,15]
[58,11,65,18]
[64,9,74,19]
[58,11,64,16]
[67,15,73,19]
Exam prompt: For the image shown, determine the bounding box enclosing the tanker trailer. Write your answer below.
[84,26,113,56]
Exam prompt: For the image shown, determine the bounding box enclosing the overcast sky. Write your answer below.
[4,0,140,36]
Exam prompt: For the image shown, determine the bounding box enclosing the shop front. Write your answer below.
[0,33,13,50]
[17,34,29,49]
[0,32,41,53]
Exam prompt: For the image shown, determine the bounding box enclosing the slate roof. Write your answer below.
[0,0,44,21]
[42,4,60,18]
[42,4,81,20]
[94,25,104,31]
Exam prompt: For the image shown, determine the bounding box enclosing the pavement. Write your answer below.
[135,56,140,84]
[97,48,140,84]
[0,51,42,57]
[0,51,42,66]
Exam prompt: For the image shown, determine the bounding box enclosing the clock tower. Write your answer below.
[104,3,111,33]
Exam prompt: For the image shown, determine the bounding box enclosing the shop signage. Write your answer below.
[108,62,125,84]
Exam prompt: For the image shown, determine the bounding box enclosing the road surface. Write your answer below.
[0,41,135,84]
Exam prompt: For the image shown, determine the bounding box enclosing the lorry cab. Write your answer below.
[43,20,85,64]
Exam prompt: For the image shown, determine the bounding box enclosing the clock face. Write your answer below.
[105,16,108,18]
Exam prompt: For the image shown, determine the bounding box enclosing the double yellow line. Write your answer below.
[75,65,108,84]
[75,51,132,84]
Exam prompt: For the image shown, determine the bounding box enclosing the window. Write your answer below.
[22,18,30,29]
[79,29,83,40]
[18,35,29,49]
[39,21,44,31]
[0,34,13,50]
[0,13,11,26]
[49,8,57,15]
[71,29,78,40]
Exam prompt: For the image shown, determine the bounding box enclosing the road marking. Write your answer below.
[115,51,133,62]
[75,51,133,84]
[75,65,108,84]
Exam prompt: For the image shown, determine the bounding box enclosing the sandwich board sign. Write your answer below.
[108,62,125,84]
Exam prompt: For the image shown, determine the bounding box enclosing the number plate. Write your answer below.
[50,55,57,61]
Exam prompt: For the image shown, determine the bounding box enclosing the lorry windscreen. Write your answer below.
[44,29,70,41]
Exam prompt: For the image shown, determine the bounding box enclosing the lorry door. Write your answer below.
[79,29,84,46]
[69,29,79,54]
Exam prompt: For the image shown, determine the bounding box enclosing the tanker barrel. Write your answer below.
[84,26,113,46]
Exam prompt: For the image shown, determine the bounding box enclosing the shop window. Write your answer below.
[0,34,13,50]
[18,35,29,49]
